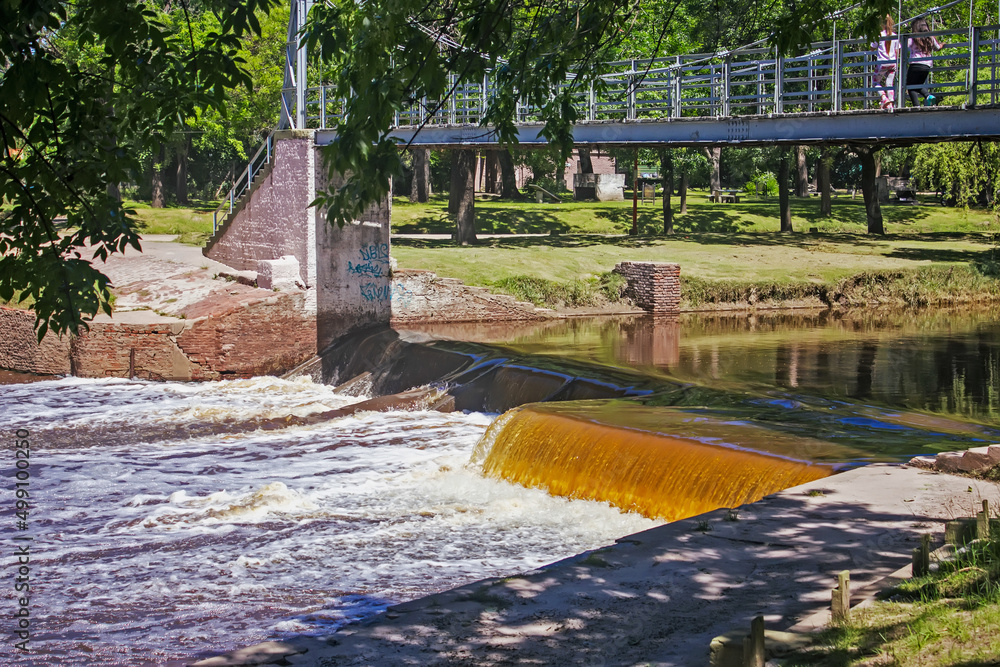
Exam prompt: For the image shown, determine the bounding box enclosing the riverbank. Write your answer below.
[194,461,1000,666]
[129,197,1000,313]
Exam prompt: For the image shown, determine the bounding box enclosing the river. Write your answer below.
[3,308,999,665]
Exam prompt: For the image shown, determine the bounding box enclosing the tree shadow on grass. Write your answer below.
[594,205,752,235]
[393,209,569,235]
[886,246,993,264]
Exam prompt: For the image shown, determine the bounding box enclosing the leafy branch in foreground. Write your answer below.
[0,0,280,339]
[306,0,893,231]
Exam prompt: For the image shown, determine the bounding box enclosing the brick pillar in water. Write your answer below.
[613,261,681,314]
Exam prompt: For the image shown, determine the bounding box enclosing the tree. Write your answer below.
[1,0,280,338]
[912,142,1000,206]
[306,0,894,228]
[410,149,433,202]
[778,147,793,232]
[818,148,833,217]
[660,149,674,234]
[452,149,477,245]
[858,147,886,235]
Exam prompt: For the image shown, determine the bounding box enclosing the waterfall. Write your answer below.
[471,403,834,521]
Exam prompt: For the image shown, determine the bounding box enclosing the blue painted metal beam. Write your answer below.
[315,106,1000,149]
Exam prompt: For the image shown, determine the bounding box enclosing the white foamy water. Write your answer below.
[1,377,657,665]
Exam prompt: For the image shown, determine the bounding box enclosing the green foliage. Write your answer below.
[913,142,1000,206]
[744,172,779,197]
[490,272,628,308]
[0,0,280,338]
[305,0,896,230]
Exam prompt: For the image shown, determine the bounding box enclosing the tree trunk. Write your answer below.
[819,148,832,217]
[679,172,688,214]
[498,149,521,199]
[448,150,461,216]
[151,146,166,208]
[410,148,432,202]
[703,146,721,193]
[860,148,885,235]
[779,148,793,232]
[661,150,674,234]
[453,149,477,245]
[483,151,500,194]
[175,136,188,206]
[795,145,808,198]
[578,147,594,174]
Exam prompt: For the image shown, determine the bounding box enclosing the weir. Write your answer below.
[471,404,835,520]
[312,325,1000,523]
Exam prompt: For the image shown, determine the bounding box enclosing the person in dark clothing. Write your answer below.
[906,18,944,106]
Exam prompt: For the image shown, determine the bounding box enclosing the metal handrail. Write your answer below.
[292,24,1000,130]
[209,24,1000,239]
[212,131,275,235]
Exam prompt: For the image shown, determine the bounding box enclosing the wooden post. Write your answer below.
[831,570,850,622]
[742,615,765,667]
[912,534,931,577]
[978,504,991,540]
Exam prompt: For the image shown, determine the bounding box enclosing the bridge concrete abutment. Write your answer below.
[204,130,392,354]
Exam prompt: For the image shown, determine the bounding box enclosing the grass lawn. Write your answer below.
[391,190,998,236]
[390,191,1000,307]
[127,199,216,245]
[117,192,1000,308]
[391,231,998,288]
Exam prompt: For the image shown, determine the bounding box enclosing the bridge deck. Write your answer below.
[315,105,1000,148]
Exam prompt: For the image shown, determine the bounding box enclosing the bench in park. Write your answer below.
[711,189,741,203]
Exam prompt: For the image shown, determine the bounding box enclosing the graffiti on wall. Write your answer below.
[352,243,391,303]
[348,243,390,279]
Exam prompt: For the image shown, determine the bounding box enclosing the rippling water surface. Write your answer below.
[2,376,656,665]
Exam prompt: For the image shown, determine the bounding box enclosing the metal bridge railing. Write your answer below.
[212,25,1000,241]
[212,131,275,236]
[292,24,1000,131]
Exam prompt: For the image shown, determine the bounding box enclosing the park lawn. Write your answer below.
[116,196,1000,306]
[390,232,997,287]
[127,200,216,245]
[391,190,998,236]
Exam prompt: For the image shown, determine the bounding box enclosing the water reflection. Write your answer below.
[401,307,1000,425]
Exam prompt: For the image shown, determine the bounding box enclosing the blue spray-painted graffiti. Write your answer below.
[349,243,390,278]
[360,282,392,302]
[359,243,390,261]
[354,244,392,302]
[347,261,386,278]
[391,283,414,309]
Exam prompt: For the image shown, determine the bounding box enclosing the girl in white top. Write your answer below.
[875,15,897,109]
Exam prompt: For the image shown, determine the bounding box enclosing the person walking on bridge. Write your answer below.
[875,14,898,109]
[906,18,944,106]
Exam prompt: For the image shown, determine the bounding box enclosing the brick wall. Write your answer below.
[177,292,316,379]
[0,307,72,375]
[613,261,681,314]
[72,322,197,380]
[2,293,316,381]
[205,135,313,272]
[391,270,546,324]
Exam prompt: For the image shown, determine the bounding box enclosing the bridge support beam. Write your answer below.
[204,130,392,354]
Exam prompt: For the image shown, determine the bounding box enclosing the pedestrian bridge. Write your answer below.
[279,8,1000,148]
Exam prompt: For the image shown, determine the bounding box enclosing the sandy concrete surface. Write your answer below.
[94,235,268,321]
[194,464,1000,667]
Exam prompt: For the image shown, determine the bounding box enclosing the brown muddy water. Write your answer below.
[3,307,1000,665]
